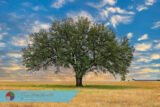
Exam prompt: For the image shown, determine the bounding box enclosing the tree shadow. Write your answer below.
[3,84,139,89]
[84,85,138,89]
[29,84,138,89]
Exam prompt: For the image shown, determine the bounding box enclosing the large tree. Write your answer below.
[22,17,134,86]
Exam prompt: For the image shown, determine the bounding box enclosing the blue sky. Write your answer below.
[0,0,159,81]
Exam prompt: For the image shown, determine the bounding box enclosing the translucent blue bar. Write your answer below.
[0,90,79,102]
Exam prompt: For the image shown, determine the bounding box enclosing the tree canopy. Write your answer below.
[22,17,134,86]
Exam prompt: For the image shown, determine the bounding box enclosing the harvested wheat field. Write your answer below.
[0,81,159,107]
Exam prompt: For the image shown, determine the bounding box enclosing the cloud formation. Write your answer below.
[31,21,50,33]
[136,57,152,63]
[87,0,117,8]
[51,0,74,8]
[110,15,133,28]
[11,36,28,47]
[0,42,5,47]
[101,7,134,18]
[32,6,46,11]
[155,43,160,49]
[135,43,152,51]
[1,65,25,72]
[136,0,156,12]
[150,54,160,60]
[151,21,160,29]
[100,7,134,27]
[136,5,148,12]
[67,10,94,22]
[138,68,159,74]
[138,34,148,41]
[127,32,133,39]
[7,52,22,58]
[0,32,8,40]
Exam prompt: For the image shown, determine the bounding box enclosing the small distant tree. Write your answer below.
[22,17,134,86]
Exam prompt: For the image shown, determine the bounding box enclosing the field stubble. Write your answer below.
[0,81,159,107]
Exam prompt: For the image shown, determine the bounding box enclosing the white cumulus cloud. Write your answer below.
[138,68,159,74]
[151,21,160,29]
[7,52,22,58]
[136,0,156,12]
[31,21,50,33]
[32,6,46,11]
[137,57,151,63]
[127,32,133,39]
[145,0,156,6]
[150,54,160,60]
[135,43,152,51]
[136,5,148,12]
[0,42,5,47]
[0,32,8,40]
[100,7,134,19]
[87,0,117,8]
[67,10,94,22]
[100,7,134,28]
[51,0,74,8]
[138,34,148,41]
[11,36,28,47]
[110,15,132,28]
[155,43,160,49]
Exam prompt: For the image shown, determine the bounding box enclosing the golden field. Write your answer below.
[0,81,159,107]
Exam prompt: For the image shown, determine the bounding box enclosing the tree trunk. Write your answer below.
[76,77,83,87]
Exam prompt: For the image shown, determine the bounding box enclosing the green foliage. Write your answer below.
[22,17,134,85]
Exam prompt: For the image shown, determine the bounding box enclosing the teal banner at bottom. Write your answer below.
[0,90,78,102]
